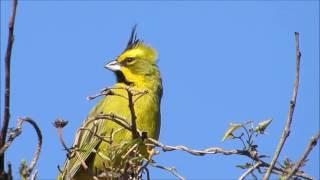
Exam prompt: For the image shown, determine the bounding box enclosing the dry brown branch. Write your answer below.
[82,114,132,132]
[87,86,148,140]
[53,119,89,171]
[7,162,12,180]
[133,89,148,103]
[149,162,185,180]
[87,87,128,101]
[147,138,313,180]
[0,0,18,173]
[0,125,22,156]
[263,32,302,180]
[285,132,320,179]
[57,112,314,179]
[126,87,139,139]
[78,128,112,144]
[147,138,245,156]
[75,151,88,170]
[68,113,132,148]
[53,119,70,153]
[143,167,151,180]
[238,162,262,180]
[23,118,43,176]
[30,170,38,180]
[0,118,42,178]
[271,168,313,180]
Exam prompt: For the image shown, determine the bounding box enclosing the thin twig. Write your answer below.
[148,138,246,156]
[271,168,313,180]
[72,114,132,147]
[75,151,88,170]
[86,86,147,140]
[143,167,151,180]
[263,32,301,179]
[7,162,12,180]
[238,162,262,180]
[53,119,70,153]
[147,138,312,180]
[78,128,112,144]
[23,118,43,175]
[82,114,132,132]
[285,132,320,179]
[138,160,150,177]
[53,119,90,171]
[126,87,139,139]
[121,143,138,159]
[30,170,38,180]
[0,124,22,156]
[87,87,128,101]
[0,0,18,173]
[0,118,42,178]
[149,162,185,180]
[133,89,148,103]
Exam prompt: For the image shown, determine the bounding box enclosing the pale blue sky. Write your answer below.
[1,1,319,179]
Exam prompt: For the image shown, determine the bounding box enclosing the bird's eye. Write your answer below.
[126,57,135,63]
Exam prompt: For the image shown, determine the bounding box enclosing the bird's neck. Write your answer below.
[116,67,162,96]
[131,74,162,96]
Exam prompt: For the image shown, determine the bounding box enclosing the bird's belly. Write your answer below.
[90,93,160,175]
[99,93,160,140]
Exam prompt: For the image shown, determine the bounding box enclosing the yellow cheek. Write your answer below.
[121,68,145,84]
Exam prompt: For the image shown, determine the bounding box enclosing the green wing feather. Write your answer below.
[60,97,108,179]
[60,84,161,179]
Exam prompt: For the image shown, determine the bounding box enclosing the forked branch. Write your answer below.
[0,118,42,178]
[286,132,320,179]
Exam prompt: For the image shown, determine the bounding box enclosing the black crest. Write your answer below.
[125,25,141,50]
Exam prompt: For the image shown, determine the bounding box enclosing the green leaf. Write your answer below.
[283,158,294,169]
[255,118,272,134]
[19,159,28,180]
[222,123,243,142]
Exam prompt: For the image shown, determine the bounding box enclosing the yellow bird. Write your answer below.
[58,26,162,179]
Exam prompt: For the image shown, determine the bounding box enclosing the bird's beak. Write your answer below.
[105,60,121,71]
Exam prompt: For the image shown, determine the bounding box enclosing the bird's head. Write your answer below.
[105,26,160,88]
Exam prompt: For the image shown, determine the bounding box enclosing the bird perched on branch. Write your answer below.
[58,26,162,180]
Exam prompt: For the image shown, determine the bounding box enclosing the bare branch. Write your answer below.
[0,118,42,178]
[133,89,148,103]
[78,128,112,144]
[23,118,43,175]
[147,138,313,180]
[147,138,245,156]
[143,167,151,180]
[87,87,128,101]
[263,32,302,179]
[30,170,38,180]
[0,0,18,173]
[87,86,147,140]
[82,114,132,132]
[126,87,139,139]
[149,162,185,180]
[270,168,313,180]
[7,162,12,180]
[75,151,88,170]
[53,118,90,171]
[285,132,320,179]
[238,162,262,180]
[0,124,22,156]
[53,119,70,153]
